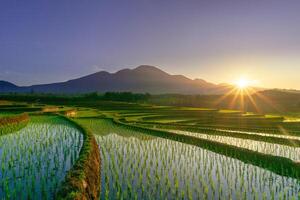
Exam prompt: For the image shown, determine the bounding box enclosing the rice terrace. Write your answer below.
[0,94,299,199]
[1,1,300,199]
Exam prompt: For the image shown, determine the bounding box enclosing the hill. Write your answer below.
[0,65,234,94]
[0,81,23,93]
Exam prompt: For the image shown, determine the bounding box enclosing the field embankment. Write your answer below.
[0,113,30,135]
[56,115,100,200]
[132,122,300,147]
[112,117,300,180]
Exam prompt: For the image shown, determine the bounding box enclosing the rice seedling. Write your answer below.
[0,116,83,199]
[163,129,300,161]
[80,118,300,200]
[97,133,300,199]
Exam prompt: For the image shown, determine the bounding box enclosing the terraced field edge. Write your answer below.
[56,115,101,200]
[111,117,300,180]
[0,113,30,136]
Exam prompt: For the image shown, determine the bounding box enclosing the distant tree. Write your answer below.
[84,92,99,99]
[102,92,150,102]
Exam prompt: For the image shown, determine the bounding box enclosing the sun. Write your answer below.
[235,78,250,89]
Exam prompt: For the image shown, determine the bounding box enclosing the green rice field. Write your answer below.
[0,116,83,199]
[76,118,300,200]
[0,102,300,199]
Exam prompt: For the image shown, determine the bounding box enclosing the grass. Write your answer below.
[75,108,103,118]
[0,113,30,136]
[56,115,100,200]
[0,100,11,105]
[170,107,217,111]
[218,109,242,113]
[0,106,42,112]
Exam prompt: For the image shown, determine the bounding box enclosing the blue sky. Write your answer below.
[1,0,300,89]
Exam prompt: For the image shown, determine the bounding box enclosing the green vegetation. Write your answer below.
[0,115,83,199]
[0,102,101,199]
[0,97,300,199]
[56,116,100,200]
[164,129,300,160]
[77,118,300,199]
[75,108,103,118]
[0,113,30,135]
[2,89,300,113]
[112,118,300,179]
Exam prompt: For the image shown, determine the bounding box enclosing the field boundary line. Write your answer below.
[111,117,300,180]
[56,115,101,200]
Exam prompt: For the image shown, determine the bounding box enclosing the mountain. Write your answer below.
[0,81,23,93]
[0,65,239,94]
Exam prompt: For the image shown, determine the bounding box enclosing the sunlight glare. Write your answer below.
[236,78,250,89]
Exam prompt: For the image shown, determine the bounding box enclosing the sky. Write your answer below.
[0,0,300,89]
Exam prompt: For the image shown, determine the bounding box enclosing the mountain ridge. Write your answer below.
[0,65,254,94]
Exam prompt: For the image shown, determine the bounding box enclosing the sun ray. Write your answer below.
[229,89,242,109]
[253,91,283,113]
[214,76,284,114]
[239,89,245,110]
[244,87,261,113]
[214,87,238,106]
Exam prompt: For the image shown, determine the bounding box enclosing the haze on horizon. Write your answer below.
[1,0,300,90]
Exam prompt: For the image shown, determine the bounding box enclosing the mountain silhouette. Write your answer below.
[0,65,234,94]
[0,81,22,92]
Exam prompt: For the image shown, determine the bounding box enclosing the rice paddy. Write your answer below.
[0,116,83,199]
[161,129,300,161]
[77,118,300,200]
[1,101,300,199]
